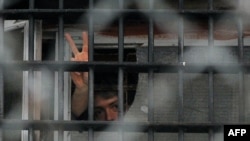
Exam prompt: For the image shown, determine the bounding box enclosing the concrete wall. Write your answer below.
[71,46,250,141]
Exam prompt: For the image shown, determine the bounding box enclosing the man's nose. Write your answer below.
[105,109,118,121]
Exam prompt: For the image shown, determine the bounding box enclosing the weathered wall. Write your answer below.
[72,46,250,141]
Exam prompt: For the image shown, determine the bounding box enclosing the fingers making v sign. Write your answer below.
[65,32,89,89]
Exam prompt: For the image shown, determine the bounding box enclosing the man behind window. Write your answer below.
[65,32,138,121]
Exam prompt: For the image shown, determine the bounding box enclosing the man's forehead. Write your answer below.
[94,95,118,107]
[95,90,118,94]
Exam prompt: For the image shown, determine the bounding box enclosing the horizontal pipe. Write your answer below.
[0,9,235,14]
[0,61,250,73]
[0,9,241,19]
[0,119,222,133]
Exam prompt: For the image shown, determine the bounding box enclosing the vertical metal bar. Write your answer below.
[118,0,124,120]
[28,0,35,115]
[148,4,154,64]
[208,0,214,139]
[88,5,94,119]
[28,0,35,141]
[63,27,71,141]
[237,16,245,122]
[208,0,213,10]
[0,1,4,140]
[22,19,30,141]
[118,0,123,10]
[58,1,64,141]
[118,67,124,140]
[148,1,154,141]
[148,70,154,141]
[88,0,94,120]
[58,0,64,120]
[29,0,34,9]
[118,1,124,141]
[88,1,94,141]
[118,35,123,141]
[41,70,54,141]
[179,0,184,11]
[88,7,94,119]
[178,0,184,141]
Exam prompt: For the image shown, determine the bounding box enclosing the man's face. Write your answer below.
[94,95,119,121]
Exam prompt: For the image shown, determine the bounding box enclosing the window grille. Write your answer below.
[0,0,249,141]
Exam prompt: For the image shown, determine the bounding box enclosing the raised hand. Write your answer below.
[65,32,88,89]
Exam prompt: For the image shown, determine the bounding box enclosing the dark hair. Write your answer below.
[94,90,117,99]
[94,71,138,106]
[71,71,138,106]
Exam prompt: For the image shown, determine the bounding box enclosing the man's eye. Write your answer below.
[111,104,118,111]
[94,110,103,117]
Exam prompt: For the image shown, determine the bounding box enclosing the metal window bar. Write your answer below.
[178,0,184,141]
[0,1,4,140]
[148,1,154,141]
[27,0,35,141]
[57,0,65,141]
[88,1,94,141]
[237,14,244,123]
[208,0,216,141]
[208,1,215,141]
[118,1,124,120]
[118,1,124,141]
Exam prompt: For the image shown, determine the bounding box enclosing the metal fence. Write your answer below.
[0,0,249,141]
